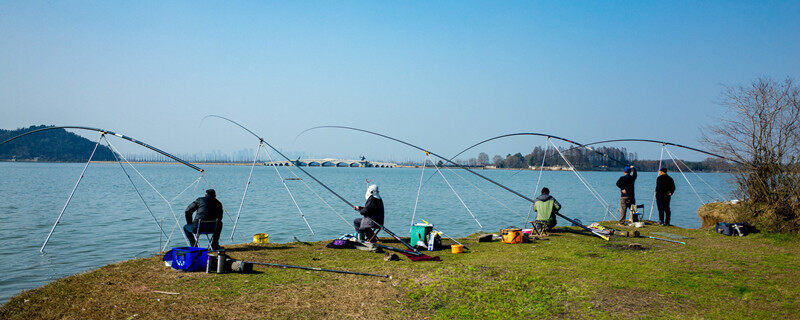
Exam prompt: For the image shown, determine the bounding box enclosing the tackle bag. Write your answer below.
[716,222,754,236]
[163,247,208,272]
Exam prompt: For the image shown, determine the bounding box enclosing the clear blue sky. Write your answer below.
[1,1,798,161]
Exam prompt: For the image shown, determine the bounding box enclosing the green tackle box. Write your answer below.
[410,224,433,248]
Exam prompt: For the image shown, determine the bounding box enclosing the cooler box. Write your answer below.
[163,247,208,272]
[410,224,433,248]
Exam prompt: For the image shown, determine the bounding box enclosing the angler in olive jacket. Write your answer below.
[533,187,561,230]
[183,189,224,250]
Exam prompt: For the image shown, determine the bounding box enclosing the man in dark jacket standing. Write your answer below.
[616,165,637,223]
[655,168,676,226]
[184,189,224,250]
[353,184,384,241]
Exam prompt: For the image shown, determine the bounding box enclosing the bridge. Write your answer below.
[264,158,398,168]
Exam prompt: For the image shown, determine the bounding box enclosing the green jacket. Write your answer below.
[534,194,561,227]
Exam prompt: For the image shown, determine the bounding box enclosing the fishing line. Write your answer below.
[445,166,525,220]
[428,154,483,230]
[105,138,191,249]
[409,155,427,231]
[525,137,550,225]
[40,133,104,253]
[263,147,315,235]
[664,146,705,205]
[549,139,617,221]
[648,145,665,221]
[105,136,169,240]
[296,126,606,240]
[230,142,263,239]
[673,157,728,202]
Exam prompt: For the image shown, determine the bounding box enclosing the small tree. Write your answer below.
[703,77,800,232]
[477,152,489,165]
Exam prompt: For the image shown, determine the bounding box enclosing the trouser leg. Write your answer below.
[353,218,363,239]
[183,224,197,247]
[619,197,630,221]
[663,196,672,226]
[211,222,223,247]
[656,195,665,224]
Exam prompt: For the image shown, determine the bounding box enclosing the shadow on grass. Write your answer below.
[226,245,294,252]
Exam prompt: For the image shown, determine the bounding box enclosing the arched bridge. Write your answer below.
[264,158,398,168]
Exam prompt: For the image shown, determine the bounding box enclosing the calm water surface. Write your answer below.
[0,162,734,303]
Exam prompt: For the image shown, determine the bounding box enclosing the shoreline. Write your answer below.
[0,160,733,173]
[2,224,798,318]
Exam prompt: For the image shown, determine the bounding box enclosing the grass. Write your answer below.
[2,223,799,319]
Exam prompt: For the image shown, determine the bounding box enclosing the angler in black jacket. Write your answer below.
[616,166,637,223]
[655,168,676,226]
[353,184,384,241]
[183,189,224,250]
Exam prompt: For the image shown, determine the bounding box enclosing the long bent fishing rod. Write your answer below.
[1,125,203,251]
[0,126,204,172]
[296,126,609,240]
[448,132,630,167]
[205,116,422,253]
[577,139,742,165]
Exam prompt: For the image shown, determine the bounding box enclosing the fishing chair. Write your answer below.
[358,226,382,243]
[192,219,220,250]
[530,221,549,237]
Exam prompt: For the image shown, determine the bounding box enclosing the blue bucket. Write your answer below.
[163,247,208,272]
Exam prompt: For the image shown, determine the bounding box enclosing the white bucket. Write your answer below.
[633,222,645,228]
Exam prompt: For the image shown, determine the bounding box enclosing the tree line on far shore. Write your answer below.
[451,146,730,172]
[0,125,116,162]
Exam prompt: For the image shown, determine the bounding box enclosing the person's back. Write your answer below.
[533,188,561,230]
[616,167,637,198]
[184,189,224,250]
[187,195,223,223]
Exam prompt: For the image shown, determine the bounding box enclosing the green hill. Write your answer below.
[0,125,116,162]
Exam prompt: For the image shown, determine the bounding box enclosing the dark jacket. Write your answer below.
[358,196,384,226]
[655,174,676,196]
[616,167,637,198]
[185,196,223,225]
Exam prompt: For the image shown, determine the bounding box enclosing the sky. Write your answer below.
[1,1,799,162]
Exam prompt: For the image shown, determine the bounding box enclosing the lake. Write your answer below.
[0,162,734,303]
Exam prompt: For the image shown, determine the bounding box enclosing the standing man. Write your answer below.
[655,168,676,226]
[616,165,637,224]
[184,189,224,250]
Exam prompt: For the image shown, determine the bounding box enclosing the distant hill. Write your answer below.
[0,125,116,162]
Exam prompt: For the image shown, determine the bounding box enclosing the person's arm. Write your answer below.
[185,201,198,225]
[669,177,676,195]
[616,177,624,190]
[359,197,373,216]
[553,198,561,211]
[631,166,637,179]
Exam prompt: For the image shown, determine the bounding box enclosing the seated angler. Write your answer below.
[533,187,561,232]
[353,184,384,242]
[184,189,224,251]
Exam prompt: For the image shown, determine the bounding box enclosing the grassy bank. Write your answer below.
[2,224,799,319]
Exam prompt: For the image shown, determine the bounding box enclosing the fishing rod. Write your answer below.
[419,132,629,187]
[296,126,609,241]
[448,132,631,167]
[247,260,390,278]
[642,235,686,245]
[0,126,203,172]
[203,116,422,253]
